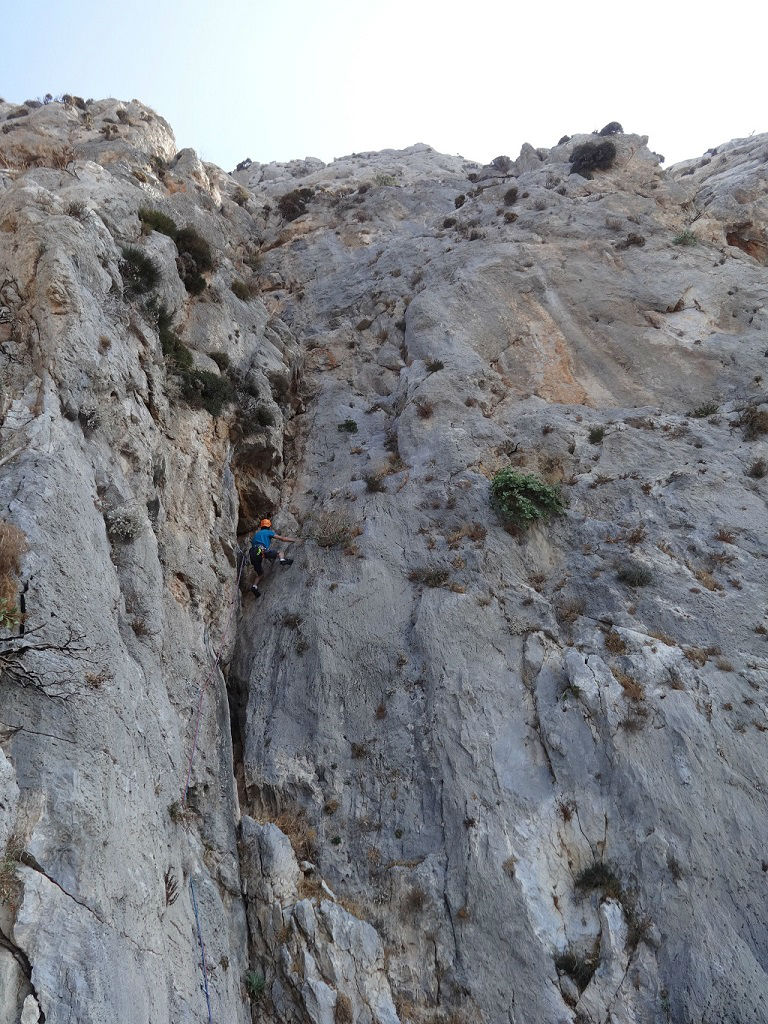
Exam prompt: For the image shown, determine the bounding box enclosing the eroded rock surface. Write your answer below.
[0,97,767,1024]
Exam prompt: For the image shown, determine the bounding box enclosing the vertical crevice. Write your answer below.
[0,928,46,1022]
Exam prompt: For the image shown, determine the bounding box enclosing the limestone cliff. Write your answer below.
[0,98,767,1024]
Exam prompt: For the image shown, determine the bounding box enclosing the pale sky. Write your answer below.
[4,0,765,171]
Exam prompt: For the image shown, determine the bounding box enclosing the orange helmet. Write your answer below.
[260,518,272,528]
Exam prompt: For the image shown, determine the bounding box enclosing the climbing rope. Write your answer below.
[180,548,247,806]
[190,878,214,1024]
[179,543,248,1024]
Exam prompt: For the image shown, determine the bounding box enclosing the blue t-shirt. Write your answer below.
[251,528,275,551]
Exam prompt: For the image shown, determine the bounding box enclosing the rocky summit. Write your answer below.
[0,96,767,1024]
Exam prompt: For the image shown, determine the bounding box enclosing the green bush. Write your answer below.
[570,141,616,179]
[173,226,214,294]
[277,188,314,221]
[588,425,606,444]
[154,306,233,417]
[503,186,518,206]
[575,861,622,899]
[337,419,358,433]
[673,230,697,246]
[157,306,193,369]
[121,247,159,295]
[255,405,276,427]
[179,368,235,417]
[175,227,213,271]
[181,268,206,295]
[231,279,254,301]
[490,469,565,528]
[209,351,230,371]
[244,971,266,999]
[138,207,178,238]
[616,559,653,587]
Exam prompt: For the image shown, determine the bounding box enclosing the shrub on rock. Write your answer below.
[178,368,235,418]
[569,141,617,179]
[277,188,314,221]
[739,403,768,440]
[105,502,144,542]
[120,247,159,295]
[175,227,213,270]
[490,469,565,528]
[138,207,178,239]
[616,559,653,587]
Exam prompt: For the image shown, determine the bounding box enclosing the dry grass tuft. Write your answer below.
[335,993,353,1024]
[401,885,427,917]
[0,521,27,625]
[693,568,723,592]
[272,810,317,861]
[446,523,487,548]
[683,645,720,667]
[313,510,358,549]
[409,567,451,589]
[739,404,768,440]
[648,630,675,646]
[604,630,627,654]
[612,669,645,703]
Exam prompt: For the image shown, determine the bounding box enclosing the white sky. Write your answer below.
[4,0,766,171]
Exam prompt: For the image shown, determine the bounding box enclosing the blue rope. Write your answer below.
[190,878,214,1024]
[181,548,247,806]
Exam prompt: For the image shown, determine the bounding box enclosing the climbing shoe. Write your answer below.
[279,558,294,566]
[251,585,261,598]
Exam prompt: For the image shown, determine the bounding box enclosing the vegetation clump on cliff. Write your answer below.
[569,140,617,178]
[490,469,565,528]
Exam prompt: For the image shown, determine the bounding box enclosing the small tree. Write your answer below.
[490,469,565,528]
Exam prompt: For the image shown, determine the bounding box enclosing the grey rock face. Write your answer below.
[1,98,767,1024]
[230,129,768,1024]
[240,817,399,1024]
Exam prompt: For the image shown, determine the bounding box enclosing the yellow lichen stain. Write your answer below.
[517,296,591,406]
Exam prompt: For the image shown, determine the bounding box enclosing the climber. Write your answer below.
[249,518,300,598]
